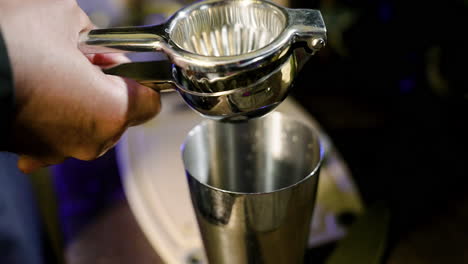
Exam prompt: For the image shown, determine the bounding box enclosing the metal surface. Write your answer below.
[80,0,327,121]
[104,53,296,121]
[117,94,364,264]
[181,112,323,264]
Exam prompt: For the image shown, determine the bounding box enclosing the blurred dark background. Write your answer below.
[289,0,468,260]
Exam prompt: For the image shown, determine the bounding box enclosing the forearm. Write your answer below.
[0,30,14,150]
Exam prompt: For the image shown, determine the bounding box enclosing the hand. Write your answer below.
[0,0,161,173]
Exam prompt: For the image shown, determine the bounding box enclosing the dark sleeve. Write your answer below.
[0,31,14,150]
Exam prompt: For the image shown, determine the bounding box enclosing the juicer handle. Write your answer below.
[286,9,327,53]
[79,24,168,54]
[103,60,176,92]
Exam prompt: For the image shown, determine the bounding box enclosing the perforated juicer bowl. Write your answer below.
[80,0,327,121]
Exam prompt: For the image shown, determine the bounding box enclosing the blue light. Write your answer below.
[379,2,393,23]
[400,78,415,94]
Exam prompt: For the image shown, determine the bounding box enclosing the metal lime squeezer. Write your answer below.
[79,0,327,121]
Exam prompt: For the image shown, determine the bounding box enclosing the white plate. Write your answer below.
[117,93,364,264]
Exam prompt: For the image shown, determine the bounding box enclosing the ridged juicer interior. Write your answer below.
[170,1,287,57]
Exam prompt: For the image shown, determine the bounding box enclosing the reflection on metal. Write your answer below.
[182,113,323,264]
[80,0,327,121]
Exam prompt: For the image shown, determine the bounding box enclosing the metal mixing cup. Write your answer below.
[181,112,324,263]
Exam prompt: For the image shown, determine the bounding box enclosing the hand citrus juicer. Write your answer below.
[79,0,326,121]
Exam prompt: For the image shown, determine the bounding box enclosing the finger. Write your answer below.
[106,75,162,126]
[79,20,129,69]
[17,155,66,174]
[85,54,95,63]
[126,78,162,126]
[91,53,131,69]
[17,155,48,174]
[77,6,96,33]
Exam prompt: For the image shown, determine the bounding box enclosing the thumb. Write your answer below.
[106,75,162,127]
